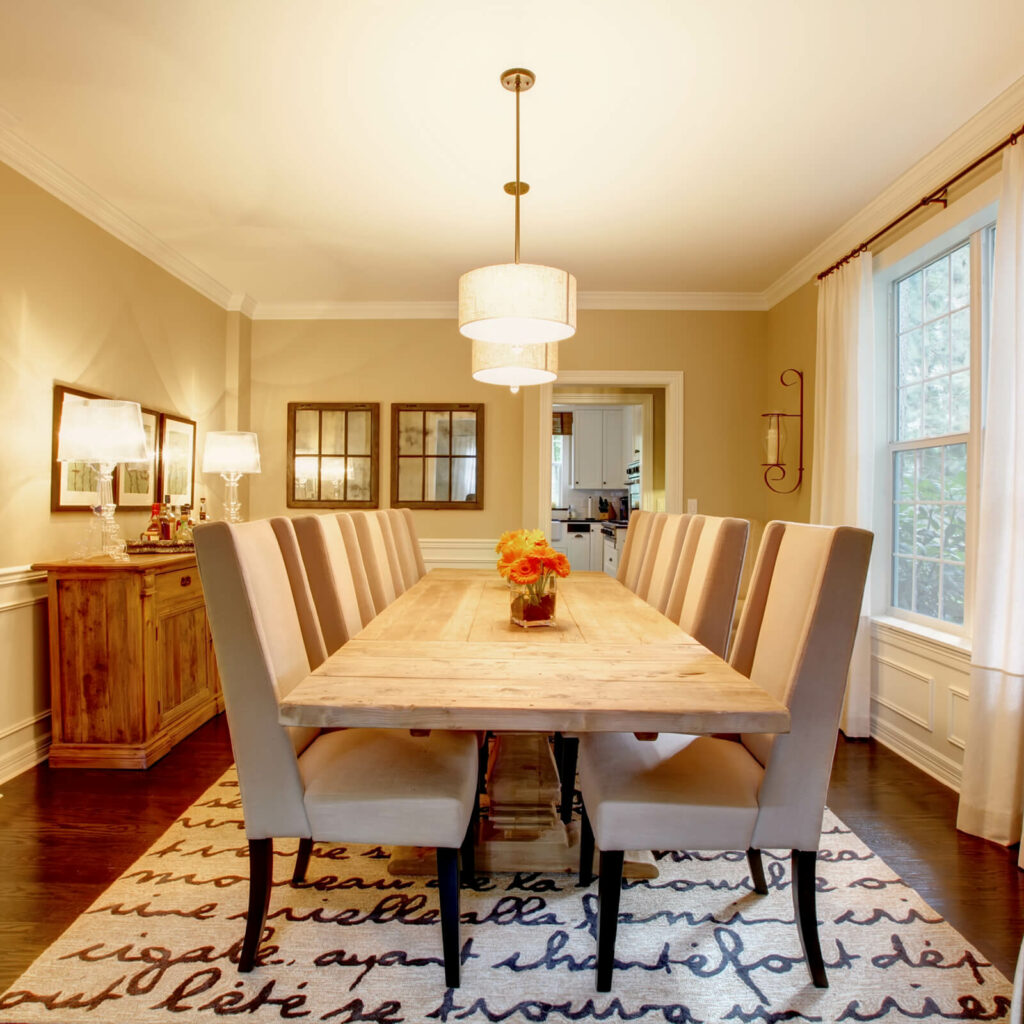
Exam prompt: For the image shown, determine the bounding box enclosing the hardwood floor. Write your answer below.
[0,720,1021,993]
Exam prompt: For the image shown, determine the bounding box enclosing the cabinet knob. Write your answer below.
[180,575,192,587]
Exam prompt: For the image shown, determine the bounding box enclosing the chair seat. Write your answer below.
[299,727,479,848]
[578,733,763,852]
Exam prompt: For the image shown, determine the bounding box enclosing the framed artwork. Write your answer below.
[286,402,380,508]
[390,403,484,510]
[157,414,196,508]
[51,384,106,512]
[115,408,160,507]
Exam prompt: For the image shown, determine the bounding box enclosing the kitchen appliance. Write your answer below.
[626,460,641,510]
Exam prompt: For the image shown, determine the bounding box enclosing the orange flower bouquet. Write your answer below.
[496,529,570,628]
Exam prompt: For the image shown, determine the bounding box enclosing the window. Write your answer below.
[887,229,992,630]
[287,402,380,508]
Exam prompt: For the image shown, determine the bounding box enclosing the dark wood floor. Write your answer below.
[0,719,1022,993]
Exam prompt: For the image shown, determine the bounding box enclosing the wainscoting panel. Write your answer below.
[0,567,50,784]
[870,619,971,791]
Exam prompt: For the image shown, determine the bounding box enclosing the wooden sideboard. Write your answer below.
[34,554,224,769]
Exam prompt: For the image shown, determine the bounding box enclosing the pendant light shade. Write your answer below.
[459,263,576,345]
[471,338,558,393]
[460,68,575,372]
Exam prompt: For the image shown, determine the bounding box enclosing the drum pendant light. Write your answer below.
[460,69,576,356]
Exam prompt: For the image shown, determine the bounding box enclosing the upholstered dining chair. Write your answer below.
[293,513,375,654]
[664,514,749,658]
[194,518,479,986]
[615,510,654,591]
[631,512,667,600]
[577,521,872,992]
[636,512,692,612]
[349,509,403,612]
[386,507,427,588]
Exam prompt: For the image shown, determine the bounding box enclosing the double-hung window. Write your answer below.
[887,226,992,632]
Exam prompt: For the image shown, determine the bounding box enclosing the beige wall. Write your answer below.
[0,162,230,567]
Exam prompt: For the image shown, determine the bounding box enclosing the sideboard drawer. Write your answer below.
[155,564,204,610]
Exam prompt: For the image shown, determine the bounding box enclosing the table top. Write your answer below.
[278,568,791,735]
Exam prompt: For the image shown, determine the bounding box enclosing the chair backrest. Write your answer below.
[194,519,325,839]
[293,513,374,653]
[663,515,749,658]
[733,522,872,851]
[640,513,692,613]
[630,512,668,598]
[348,510,400,613]
[616,510,651,589]
[386,508,426,588]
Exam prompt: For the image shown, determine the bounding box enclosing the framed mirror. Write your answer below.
[390,403,484,510]
[287,402,380,508]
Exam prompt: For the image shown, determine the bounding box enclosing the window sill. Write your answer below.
[871,614,972,668]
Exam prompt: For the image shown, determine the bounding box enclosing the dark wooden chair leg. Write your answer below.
[746,847,767,895]
[792,849,827,988]
[291,837,313,884]
[596,849,624,992]
[558,735,579,824]
[240,838,273,973]
[460,804,478,886]
[578,804,595,886]
[437,846,461,988]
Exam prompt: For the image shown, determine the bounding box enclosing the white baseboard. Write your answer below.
[421,538,497,570]
[0,713,51,785]
[871,715,962,792]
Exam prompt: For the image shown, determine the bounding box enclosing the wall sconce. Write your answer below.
[57,396,149,561]
[202,431,261,522]
[761,368,804,493]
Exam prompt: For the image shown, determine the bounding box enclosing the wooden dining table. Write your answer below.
[279,568,790,876]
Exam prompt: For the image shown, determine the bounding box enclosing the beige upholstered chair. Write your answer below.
[194,518,479,986]
[293,513,375,654]
[616,510,654,591]
[630,512,667,600]
[577,522,873,992]
[349,509,402,613]
[637,512,692,613]
[386,508,427,589]
[664,514,749,658]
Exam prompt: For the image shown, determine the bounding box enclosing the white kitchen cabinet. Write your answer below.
[604,536,619,577]
[565,524,592,571]
[589,527,605,571]
[573,408,627,489]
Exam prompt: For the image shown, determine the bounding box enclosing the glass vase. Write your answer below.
[509,574,557,628]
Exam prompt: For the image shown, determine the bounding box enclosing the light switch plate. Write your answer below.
[686,498,698,514]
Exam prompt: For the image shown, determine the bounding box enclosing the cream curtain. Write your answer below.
[811,252,874,737]
[956,144,1024,858]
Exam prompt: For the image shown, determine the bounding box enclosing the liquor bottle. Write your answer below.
[199,497,208,522]
[159,495,174,540]
[178,504,193,542]
[143,502,161,541]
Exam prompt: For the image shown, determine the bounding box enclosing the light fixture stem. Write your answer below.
[514,78,521,265]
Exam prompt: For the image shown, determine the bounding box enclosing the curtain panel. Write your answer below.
[956,144,1024,858]
[812,253,875,737]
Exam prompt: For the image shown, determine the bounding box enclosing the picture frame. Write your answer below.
[51,384,107,512]
[115,408,160,508]
[157,413,196,509]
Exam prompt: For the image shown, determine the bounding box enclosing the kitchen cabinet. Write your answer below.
[604,535,619,577]
[572,408,627,489]
[565,523,593,571]
[35,554,223,769]
[589,527,605,572]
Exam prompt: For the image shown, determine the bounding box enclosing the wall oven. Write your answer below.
[626,460,641,510]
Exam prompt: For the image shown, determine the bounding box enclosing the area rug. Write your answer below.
[0,769,1011,1023]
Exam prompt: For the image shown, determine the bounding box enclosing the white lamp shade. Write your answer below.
[472,339,558,388]
[202,431,261,474]
[458,263,577,344]
[57,397,148,464]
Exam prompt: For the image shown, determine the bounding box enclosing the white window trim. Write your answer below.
[870,191,997,649]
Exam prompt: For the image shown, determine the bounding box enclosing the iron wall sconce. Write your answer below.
[762,368,804,493]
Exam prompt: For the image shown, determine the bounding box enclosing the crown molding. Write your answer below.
[0,126,234,309]
[227,293,258,318]
[761,73,1024,310]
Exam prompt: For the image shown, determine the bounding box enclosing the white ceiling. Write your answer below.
[1,0,1023,314]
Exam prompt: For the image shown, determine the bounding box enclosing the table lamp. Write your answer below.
[57,397,149,561]
[202,431,261,523]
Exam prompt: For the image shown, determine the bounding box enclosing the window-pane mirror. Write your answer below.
[287,402,380,508]
[390,404,484,509]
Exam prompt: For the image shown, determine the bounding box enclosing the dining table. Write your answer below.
[278,567,790,877]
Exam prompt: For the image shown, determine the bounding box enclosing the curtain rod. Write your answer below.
[817,120,1024,281]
